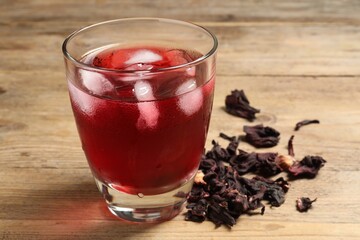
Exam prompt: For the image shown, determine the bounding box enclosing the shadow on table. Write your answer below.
[7,180,160,239]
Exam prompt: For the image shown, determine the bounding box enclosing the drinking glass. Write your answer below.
[62,18,217,222]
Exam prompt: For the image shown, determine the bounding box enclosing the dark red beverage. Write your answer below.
[68,46,214,195]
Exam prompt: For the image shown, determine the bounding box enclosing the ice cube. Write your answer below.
[125,50,162,65]
[114,50,161,81]
[134,81,155,101]
[113,72,153,82]
[177,80,203,116]
[175,78,197,95]
[134,81,159,129]
[186,66,196,77]
[136,102,159,130]
[79,69,114,95]
[68,81,96,116]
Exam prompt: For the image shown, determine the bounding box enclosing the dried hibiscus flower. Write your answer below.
[296,197,317,212]
[186,142,289,227]
[241,176,287,207]
[288,156,326,178]
[185,198,208,222]
[206,140,231,162]
[186,127,326,227]
[225,89,260,121]
[273,135,297,172]
[288,135,295,157]
[186,166,288,227]
[194,170,206,185]
[243,124,280,148]
[294,119,320,131]
[229,150,281,176]
[205,133,239,163]
[275,154,295,172]
[219,132,239,156]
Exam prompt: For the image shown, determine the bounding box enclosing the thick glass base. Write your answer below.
[107,201,185,223]
[94,176,195,223]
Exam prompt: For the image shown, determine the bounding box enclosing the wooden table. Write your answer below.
[1,1,359,239]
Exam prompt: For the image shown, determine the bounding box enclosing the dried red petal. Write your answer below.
[295,120,320,131]
[288,156,326,178]
[243,124,280,148]
[225,89,260,121]
[288,135,295,157]
[296,197,317,212]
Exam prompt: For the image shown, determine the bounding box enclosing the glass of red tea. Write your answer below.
[62,18,217,223]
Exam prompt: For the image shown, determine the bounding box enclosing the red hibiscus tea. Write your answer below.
[69,46,214,194]
[63,18,217,222]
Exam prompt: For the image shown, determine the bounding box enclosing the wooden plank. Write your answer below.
[1,220,359,240]
[2,0,360,24]
[2,24,360,76]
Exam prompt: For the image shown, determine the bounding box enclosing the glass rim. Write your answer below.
[62,17,218,74]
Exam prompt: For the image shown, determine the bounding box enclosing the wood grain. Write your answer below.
[1,0,360,239]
